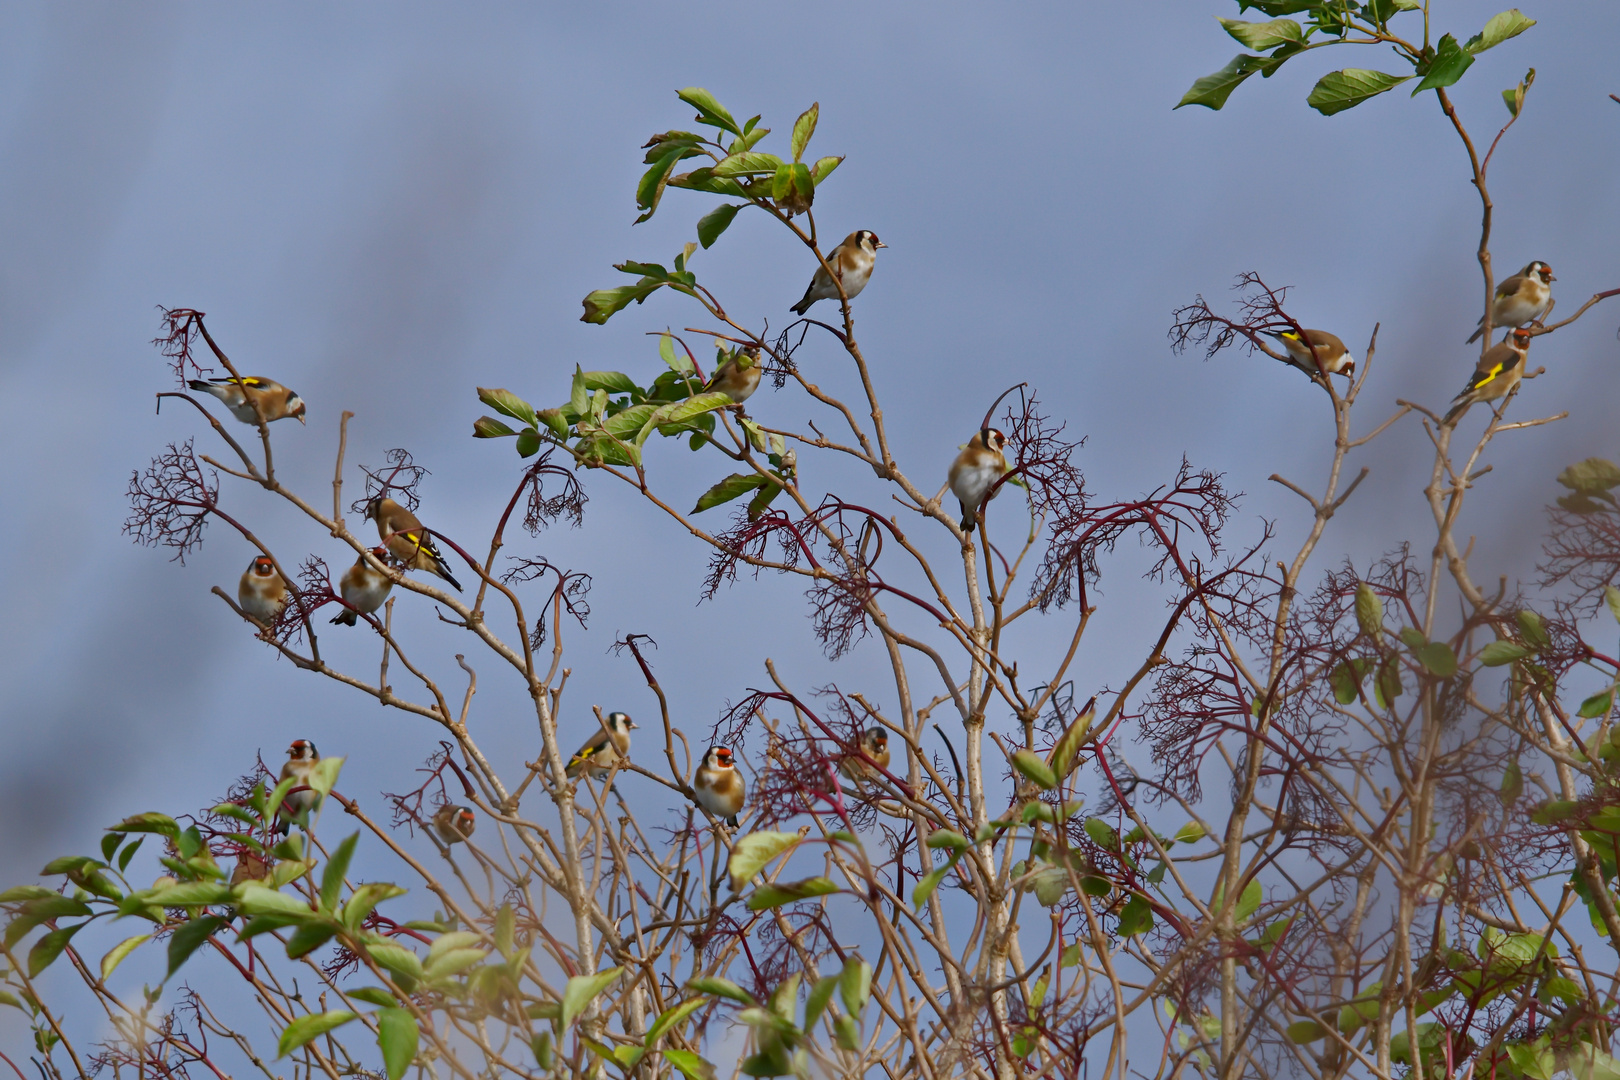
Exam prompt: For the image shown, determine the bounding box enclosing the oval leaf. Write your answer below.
[727,831,801,890]
[1480,640,1529,666]
[561,966,623,1031]
[100,933,151,979]
[1010,749,1056,790]
[277,1009,357,1058]
[697,204,742,249]
[1307,69,1413,116]
[747,877,839,911]
[377,1007,418,1080]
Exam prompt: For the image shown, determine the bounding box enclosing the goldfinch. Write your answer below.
[238,556,288,626]
[949,427,1009,533]
[565,712,637,781]
[839,727,891,782]
[365,497,462,592]
[790,230,886,315]
[1444,327,1532,425]
[1272,329,1355,377]
[693,745,746,826]
[276,739,321,834]
[431,804,477,845]
[1467,261,1554,343]
[330,547,393,626]
[705,347,762,404]
[187,376,306,425]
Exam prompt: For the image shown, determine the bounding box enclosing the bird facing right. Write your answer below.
[1467,261,1554,343]
[693,745,746,827]
[566,712,637,781]
[1444,327,1533,425]
[839,727,891,782]
[705,346,762,404]
[790,230,886,315]
[1272,329,1355,377]
[949,427,1010,534]
[432,804,477,845]
[187,375,306,425]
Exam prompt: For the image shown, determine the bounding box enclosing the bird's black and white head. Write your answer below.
[287,392,307,425]
[979,428,1008,454]
[863,728,888,753]
[608,712,637,736]
[1525,261,1555,283]
[250,556,277,578]
[855,230,887,252]
[707,745,736,770]
[288,739,319,762]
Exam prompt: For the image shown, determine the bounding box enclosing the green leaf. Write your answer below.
[1531,800,1579,825]
[646,997,708,1045]
[582,370,638,394]
[697,204,742,249]
[803,973,838,1032]
[307,755,344,802]
[1559,458,1620,494]
[1010,750,1057,790]
[833,1013,860,1051]
[664,1048,717,1080]
[1500,760,1523,805]
[727,831,801,889]
[1287,1019,1327,1043]
[1465,9,1536,54]
[748,877,839,910]
[165,915,224,979]
[1307,69,1413,115]
[926,829,970,851]
[676,88,740,136]
[1355,583,1383,640]
[277,1009,357,1058]
[809,156,843,185]
[100,933,151,979]
[147,882,234,908]
[1516,610,1550,649]
[472,415,516,439]
[1606,587,1620,626]
[711,151,784,178]
[1048,704,1094,779]
[1336,981,1383,1033]
[108,813,180,840]
[912,860,956,908]
[1217,17,1302,50]
[347,987,398,1007]
[422,947,484,981]
[0,884,58,904]
[342,882,406,930]
[1175,821,1207,844]
[1413,34,1474,95]
[561,966,622,1031]
[790,103,818,162]
[27,922,83,977]
[1233,879,1263,921]
[655,391,734,426]
[1032,866,1070,907]
[1117,894,1154,936]
[745,479,783,521]
[1084,818,1118,850]
[839,956,872,1016]
[693,472,770,513]
[686,975,754,1004]
[1480,640,1529,666]
[365,940,424,982]
[580,279,666,325]
[1175,54,1276,111]
[319,833,358,914]
[603,403,659,439]
[477,387,538,429]
[1375,654,1403,708]
[377,1008,418,1080]
[1398,627,1427,649]
[234,883,316,919]
[1330,660,1361,704]
[635,147,686,222]
[1579,689,1614,720]
[1417,641,1458,678]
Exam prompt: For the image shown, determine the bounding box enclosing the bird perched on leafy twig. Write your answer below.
[330,547,393,626]
[276,740,321,835]
[705,346,762,404]
[365,497,462,592]
[1467,261,1554,343]
[1272,329,1355,377]
[238,556,287,627]
[566,712,637,783]
[791,230,885,315]
[187,376,306,425]
[693,746,745,827]
[1444,327,1533,425]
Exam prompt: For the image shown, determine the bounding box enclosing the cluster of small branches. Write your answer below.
[123,440,219,563]
[502,556,591,648]
[1167,272,1304,365]
[350,447,427,515]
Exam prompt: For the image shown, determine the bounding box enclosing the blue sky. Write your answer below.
[1,0,1617,1049]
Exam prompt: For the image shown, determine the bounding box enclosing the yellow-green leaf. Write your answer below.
[277,1009,357,1058]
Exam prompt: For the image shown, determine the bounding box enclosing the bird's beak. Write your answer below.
[1548,273,1557,281]
[297,414,307,425]
[874,241,889,249]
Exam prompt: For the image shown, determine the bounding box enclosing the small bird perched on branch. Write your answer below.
[791,230,886,315]
[693,746,746,827]
[705,347,762,404]
[949,428,1009,534]
[566,712,637,782]
[187,376,306,425]
[840,727,891,782]
[238,556,288,627]
[330,547,393,626]
[1467,261,1554,343]
[1444,327,1533,425]
[431,804,477,845]
[1272,328,1355,377]
[276,740,321,834]
[365,497,462,592]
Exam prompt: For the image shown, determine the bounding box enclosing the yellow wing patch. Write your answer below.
[1471,360,1507,390]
